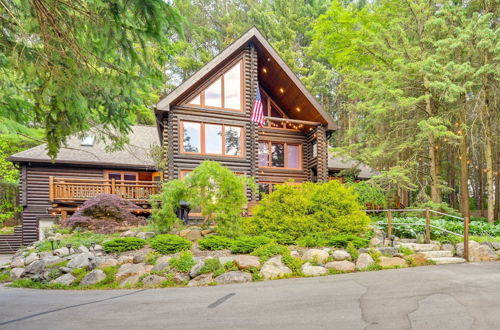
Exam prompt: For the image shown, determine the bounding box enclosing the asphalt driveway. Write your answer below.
[1,262,500,329]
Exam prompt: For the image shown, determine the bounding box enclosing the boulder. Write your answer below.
[80,269,106,286]
[187,274,213,287]
[152,261,170,272]
[142,275,166,287]
[355,253,374,270]
[302,249,329,263]
[260,256,292,280]
[67,253,93,269]
[120,275,140,287]
[377,247,399,256]
[379,256,407,268]
[116,263,148,282]
[323,248,332,254]
[332,250,351,261]
[398,243,440,252]
[215,271,252,284]
[51,273,75,286]
[441,244,455,252]
[218,256,237,264]
[133,255,146,264]
[457,241,498,262]
[189,260,205,278]
[290,250,300,258]
[10,268,25,280]
[325,260,356,272]
[22,260,45,277]
[10,257,25,268]
[173,273,190,284]
[95,257,118,268]
[201,229,214,236]
[24,253,39,266]
[54,247,76,256]
[92,244,104,253]
[41,256,64,267]
[60,267,72,273]
[179,229,191,237]
[121,230,136,237]
[136,232,155,240]
[234,255,261,270]
[156,256,172,264]
[186,230,202,241]
[301,263,328,276]
[77,245,90,254]
[491,242,500,250]
[118,255,134,265]
[411,253,429,266]
[370,237,383,247]
[38,251,53,259]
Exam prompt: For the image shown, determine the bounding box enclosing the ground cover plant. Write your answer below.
[35,232,108,252]
[149,234,192,254]
[103,237,146,253]
[198,235,234,251]
[230,236,272,254]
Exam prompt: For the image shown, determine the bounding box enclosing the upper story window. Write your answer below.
[181,121,243,157]
[186,60,243,111]
[81,135,95,146]
[258,141,302,169]
[312,141,318,158]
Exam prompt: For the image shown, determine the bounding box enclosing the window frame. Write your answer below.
[104,171,138,182]
[180,120,245,158]
[258,141,303,170]
[260,88,301,131]
[185,59,244,112]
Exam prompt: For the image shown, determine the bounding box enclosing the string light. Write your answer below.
[262,68,267,73]
[279,88,284,93]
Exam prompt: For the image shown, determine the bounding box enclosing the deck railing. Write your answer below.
[49,177,160,203]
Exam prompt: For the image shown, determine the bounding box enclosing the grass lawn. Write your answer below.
[0,226,15,235]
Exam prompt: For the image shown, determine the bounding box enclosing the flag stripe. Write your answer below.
[250,87,265,127]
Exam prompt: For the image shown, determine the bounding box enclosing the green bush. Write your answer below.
[328,234,369,248]
[36,231,108,252]
[200,258,224,276]
[243,181,370,241]
[230,236,272,254]
[282,254,303,274]
[251,243,289,262]
[149,234,192,254]
[295,235,328,247]
[169,251,197,272]
[198,235,234,251]
[103,237,146,253]
[346,242,359,260]
[348,181,386,209]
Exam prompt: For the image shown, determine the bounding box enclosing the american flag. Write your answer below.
[250,87,265,127]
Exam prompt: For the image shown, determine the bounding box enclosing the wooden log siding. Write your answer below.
[316,125,328,182]
[249,44,259,201]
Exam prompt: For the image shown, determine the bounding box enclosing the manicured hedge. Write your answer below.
[149,234,192,254]
[103,237,146,253]
[198,235,234,251]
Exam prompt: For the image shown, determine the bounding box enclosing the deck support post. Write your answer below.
[49,176,54,202]
[425,208,431,244]
[387,210,393,239]
[111,179,116,195]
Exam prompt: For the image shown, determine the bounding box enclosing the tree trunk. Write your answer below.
[424,77,441,203]
[459,95,470,219]
[495,151,499,221]
[485,132,494,223]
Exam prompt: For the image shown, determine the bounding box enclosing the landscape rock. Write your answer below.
[77,245,90,254]
[189,260,205,278]
[80,269,106,286]
[41,256,64,267]
[136,232,155,240]
[441,244,455,252]
[290,251,300,258]
[95,257,118,268]
[332,250,351,261]
[260,256,292,280]
[60,267,72,273]
[234,255,261,270]
[411,253,429,266]
[38,251,53,259]
[491,242,500,250]
[24,253,39,266]
[398,243,440,252]
[379,256,407,268]
[121,230,136,237]
[215,271,252,284]
[173,273,190,284]
[67,253,93,269]
[10,257,24,268]
[142,275,166,287]
[186,230,202,241]
[133,255,146,264]
[377,247,399,256]
[218,256,236,264]
[187,274,213,287]
[355,253,374,270]
[325,260,355,272]
[179,229,190,237]
[301,263,328,276]
[120,275,140,287]
[156,256,172,264]
[457,241,498,262]
[54,247,76,256]
[201,229,214,236]
[51,273,75,286]
[118,255,134,265]
[152,261,170,272]
[93,244,104,253]
[22,260,45,277]
[116,263,148,282]
[10,268,25,280]
[370,237,383,247]
[302,249,329,263]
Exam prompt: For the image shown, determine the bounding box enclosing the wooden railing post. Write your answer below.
[425,208,431,244]
[464,216,469,261]
[111,179,116,195]
[387,210,393,238]
[49,176,54,201]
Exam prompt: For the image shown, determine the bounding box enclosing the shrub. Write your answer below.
[63,194,146,234]
[230,236,272,254]
[295,235,328,247]
[251,243,289,262]
[198,235,234,251]
[144,251,161,265]
[244,181,370,241]
[399,246,413,256]
[169,251,196,272]
[282,254,303,275]
[200,258,224,276]
[346,242,359,260]
[149,234,192,254]
[328,234,369,249]
[348,181,386,209]
[35,231,107,252]
[103,237,146,253]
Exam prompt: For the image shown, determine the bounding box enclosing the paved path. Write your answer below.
[1,263,500,330]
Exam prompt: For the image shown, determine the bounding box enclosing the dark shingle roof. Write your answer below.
[328,154,378,179]
[9,125,159,169]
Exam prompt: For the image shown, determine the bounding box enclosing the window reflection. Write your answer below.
[224,62,241,109]
[271,143,285,167]
[225,126,241,155]
[205,78,222,107]
[183,122,201,152]
[205,124,222,154]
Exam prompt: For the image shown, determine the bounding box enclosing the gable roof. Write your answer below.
[328,154,379,179]
[8,126,159,169]
[156,27,337,130]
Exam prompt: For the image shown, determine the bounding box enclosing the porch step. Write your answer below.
[420,250,453,258]
[398,243,440,252]
[429,257,466,265]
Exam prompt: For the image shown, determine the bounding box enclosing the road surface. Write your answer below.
[1,262,500,329]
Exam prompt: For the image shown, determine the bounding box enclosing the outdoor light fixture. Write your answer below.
[56,239,61,248]
[49,237,55,252]
[262,68,267,73]
[66,243,72,255]
[279,88,284,93]
[390,235,395,247]
[90,242,96,252]
[296,107,300,112]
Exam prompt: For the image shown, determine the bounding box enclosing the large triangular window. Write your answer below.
[186,60,243,111]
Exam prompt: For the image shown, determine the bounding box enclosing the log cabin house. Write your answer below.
[3,27,375,252]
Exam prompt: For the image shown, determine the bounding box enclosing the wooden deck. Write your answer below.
[49,176,160,204]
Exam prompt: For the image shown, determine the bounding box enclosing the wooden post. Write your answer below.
[111,179,116,195]
[49,176,54,201]
[387,210,393,238]
[464,216,469,261]
[425,208,431,244]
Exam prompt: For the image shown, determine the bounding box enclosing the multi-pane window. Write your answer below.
[181,121,243,156]
[186,60,242,111]
[258,141,302,169]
